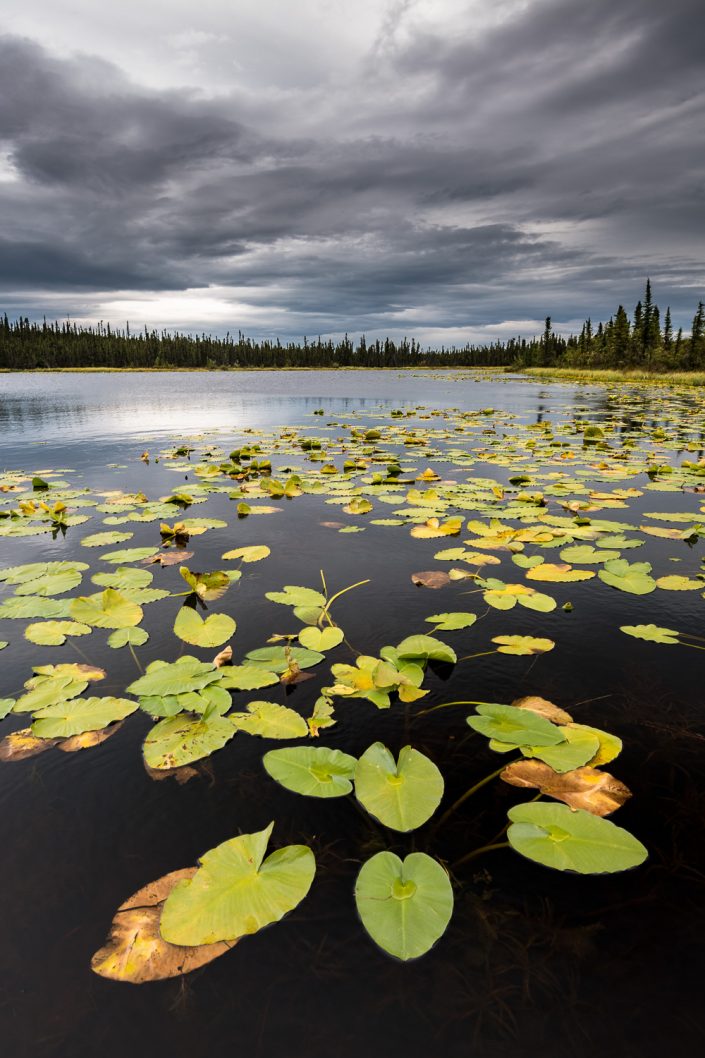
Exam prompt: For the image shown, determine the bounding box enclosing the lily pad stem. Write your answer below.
[453,841,510,870]
[416,698,500,718]
[434,764,508,829]
[318,579,370,625]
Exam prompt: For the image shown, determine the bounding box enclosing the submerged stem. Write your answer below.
[416,698,502,718]
[318,579,370,623]
[128,642,144,674]
[453,841,510,870]
[434,764,508,830]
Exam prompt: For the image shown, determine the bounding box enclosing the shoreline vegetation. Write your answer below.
[1,280,703,376]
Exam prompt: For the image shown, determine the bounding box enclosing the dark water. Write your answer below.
[0,370,704,1058]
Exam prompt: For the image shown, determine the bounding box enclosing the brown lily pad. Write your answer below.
[57,721,124,753]
[143,551,194,567]
[500,760,631,816]
[91,868,233,983]
[144,762,200,785]
[512,696,574,725]
[0,728,59,761]
[411,570,451,589]
[212,645,233,668]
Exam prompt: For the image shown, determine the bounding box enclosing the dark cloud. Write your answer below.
[0,0,703,342]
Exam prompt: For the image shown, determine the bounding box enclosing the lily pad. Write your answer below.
[160,823,316,944]
[108,626,150,649]
[424,612,477,632]
[355,851,454,961]
[468,703,564,746]
[91,868,232,983]
[31,696,138,738]
[507,802,647,874]
[24,621,92,646]
[143,711,236,769]
[70,589,143,629]
[263,746,358,797]
[620,623,679,645]
[354,743,444,832]
[174,607,236,648]
[221,545,271,563]
[298,626,344,652]
[230,701,308,739]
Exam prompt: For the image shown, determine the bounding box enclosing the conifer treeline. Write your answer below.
[1,282,703,371]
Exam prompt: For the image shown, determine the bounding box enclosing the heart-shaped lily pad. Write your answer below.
[263,746,357,797]
[354,743,444,832]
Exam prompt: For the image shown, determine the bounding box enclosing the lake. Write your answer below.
[0,369,703,1058]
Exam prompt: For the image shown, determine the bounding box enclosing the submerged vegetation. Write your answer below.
[1,280,703,372]
[1,383,705,987]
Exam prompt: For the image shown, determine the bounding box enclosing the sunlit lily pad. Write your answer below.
[31,696,138,738]
[127,657,221,697]
[424,612,477,631]
[354,743,444,831]
[143,711,236,769]
[298,626,344,651]
[24,620,92,646]
[468,703,564,746]
[355,851,453,961]
[492,635,555,656]
[501,760,631,816]
[70,589,143,629]
[174,606,236,648]
[230,701,308,739]
[108,626,150,649]
[598,559,656,595]
[160,823,316,944]
[620,623,679,645]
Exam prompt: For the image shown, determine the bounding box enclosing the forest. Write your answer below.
[1,282,703,372]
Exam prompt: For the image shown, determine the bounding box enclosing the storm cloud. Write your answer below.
[1,0,703,342]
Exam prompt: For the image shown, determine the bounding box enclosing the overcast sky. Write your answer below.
[1,0,703,344]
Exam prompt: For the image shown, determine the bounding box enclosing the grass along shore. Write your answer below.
[517,366,705,388]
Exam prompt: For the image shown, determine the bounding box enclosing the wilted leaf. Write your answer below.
[411,571,450,589]
[501,759,631,816]
[91,868,232,983]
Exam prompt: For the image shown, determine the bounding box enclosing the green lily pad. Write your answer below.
[0,560,88,597]
[127,657,221,697]
[263,746,358,797]
[298,626,344,652]
[245,646,325,673]
[354,743,444,832]
[424,612,477,631]
[507,802,648,874]
[468,703,564,746]
[492,635,555,656]
[108,626,150,649]
[230,701,308,739]
[174,607,236,648]
[395,634,457,665]
[265,585,327,608]
[180,567,231,602]
[24,621,92,646]
[217,665,280,691]
[70,589,143,629]
[620,623,679,645]
[100,547,159,564]
[520,724,601,772]
[143,710,236,769]
[221,545,271,563]
[160,823,315,945]
[81,531,134,547]
[32,696,137,738]
[0,596,72,620]
[598,559,656,595]
[355,851,453,961]
[13,675,89,714]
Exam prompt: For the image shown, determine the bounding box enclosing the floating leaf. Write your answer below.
[70,589,143,629]
[218,665,279,690]
[108,626,150,649]
[501,760,631,816]
[57,722,125,753]
[520,724,601,772]
[143,711,236,769]
[0,596,72,620]
[81,531,134,547]
[0,728,60,760]
[91,868,232,983]
[411,570,450,589]
[298,626,344,652]
[263,746,357,797]
[160,823,315,945]
[0,560,88,596]
[24,620,92,646]
[245,646,325,672]
[492,635,555,656]
[655,575,702,591]
[221,545,271,563]
[513,696,573,725]
[355,851,453,961]
[230,701,308,739]
[127,657,221,697]
[620,623,679,645]
[173,607,236,648]
[101,547,160,563]
[354,743,444,832]
[507,802,647,873]
[526,563,595,583]
[598,559,656,595]
[424,612,477,631]
[395,634,457,664]
[265,585,326,608]
[468,703,564,746]
[31,696,138,738]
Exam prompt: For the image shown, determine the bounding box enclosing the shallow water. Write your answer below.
[0,369,704,1058]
